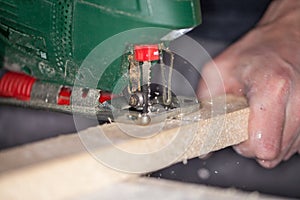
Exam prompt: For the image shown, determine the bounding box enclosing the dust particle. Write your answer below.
[197,168,210,180]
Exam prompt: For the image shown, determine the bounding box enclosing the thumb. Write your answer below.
[197,61,225,99]
[197,50,244,100]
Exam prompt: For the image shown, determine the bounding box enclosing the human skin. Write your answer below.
[197,0,300,168]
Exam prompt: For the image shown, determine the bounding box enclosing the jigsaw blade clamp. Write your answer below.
[126,43,176,125]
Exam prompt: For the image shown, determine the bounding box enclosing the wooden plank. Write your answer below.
[0,133,85,173]
[90,178,290,200]
[0,150,136,200]
[0,95,251,199]
[76,95,250,172]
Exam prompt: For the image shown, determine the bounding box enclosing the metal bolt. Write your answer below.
[129,92,144,108]
[129,95,139,107]
[138,114,151,126]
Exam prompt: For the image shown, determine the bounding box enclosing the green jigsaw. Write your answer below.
[0,0,201,125]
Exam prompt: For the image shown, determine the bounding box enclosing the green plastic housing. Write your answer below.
[0,0,201,92]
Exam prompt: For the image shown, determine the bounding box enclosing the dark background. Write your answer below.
[1,0,300,198]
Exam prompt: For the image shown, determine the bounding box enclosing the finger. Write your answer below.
[283,134,300,161]
[260,122,300,168]
[279,83,300,158]
[258,130,300,168]
[269,75,300,162]
[250,80,287,160]
[235,76,289,167]
[257,133,299,167]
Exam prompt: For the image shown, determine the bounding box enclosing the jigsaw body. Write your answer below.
[0,0,201,125]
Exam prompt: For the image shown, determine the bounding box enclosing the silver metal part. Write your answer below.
[30,81,60,104]
[160,46,174,106]
[142,61,152,113]
[142,61,151,87]
[129,92,144,108]
[161,28,193,41]
[128,55,141,93]
[138,114,151,126]
[71,87,100,107]
[113,96,200,126]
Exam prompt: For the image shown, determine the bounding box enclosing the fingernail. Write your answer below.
[257,159,278,169]
[198,153,212,160]
[283,152,295,161]
[257,159,272,168]
[233,146,243,155]
[233,145,251,156]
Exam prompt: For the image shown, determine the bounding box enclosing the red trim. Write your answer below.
[134,44,160,62]
[0,72,36,101]
[57,87,72,105]
[99,91,118,103]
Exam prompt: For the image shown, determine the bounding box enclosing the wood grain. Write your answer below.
[0,95,252,200]
[76,95,249,172]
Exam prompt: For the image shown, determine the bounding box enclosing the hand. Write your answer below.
[197,0,300,168]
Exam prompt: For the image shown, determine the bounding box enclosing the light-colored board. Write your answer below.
[76,95,250,172]
[82,178,290,200]
[0,95,252,200]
